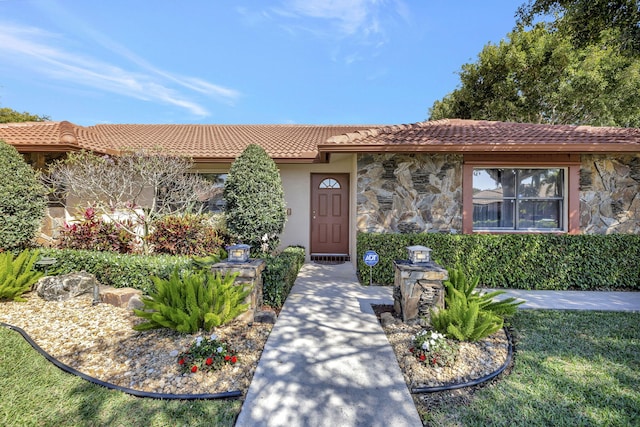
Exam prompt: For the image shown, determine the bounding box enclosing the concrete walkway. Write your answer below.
[236,263,640,427]
[235,262,422,427]
[488,288,640,311]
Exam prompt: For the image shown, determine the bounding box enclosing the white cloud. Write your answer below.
[0,22,240,117]
[275,0,408,39]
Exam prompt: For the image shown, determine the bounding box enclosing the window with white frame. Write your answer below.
[472,168,565,231]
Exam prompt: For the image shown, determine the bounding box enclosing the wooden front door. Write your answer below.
[310,174,349,255]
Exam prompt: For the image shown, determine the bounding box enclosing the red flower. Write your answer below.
[205,357,213,366]
[224,355,231,361]
[178,358,185,365]
[191,365,198,373]
[419,354,426,361]
[231,356,237,364]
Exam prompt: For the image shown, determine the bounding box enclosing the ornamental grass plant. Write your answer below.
[134,269,251,333]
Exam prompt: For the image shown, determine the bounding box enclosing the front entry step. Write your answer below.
[310,253,350,264]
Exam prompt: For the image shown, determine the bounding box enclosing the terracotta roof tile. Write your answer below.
[324,119,640,152]
[3,119,640,161]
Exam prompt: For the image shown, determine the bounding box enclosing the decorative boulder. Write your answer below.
[99,286,143,310]
[34,272,98,301]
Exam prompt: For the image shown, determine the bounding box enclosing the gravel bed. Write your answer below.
[0,292,272,397]
[375,305,509,389]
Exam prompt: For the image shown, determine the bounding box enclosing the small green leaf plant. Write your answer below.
[0,250,44,302]
[176,333,238,374]
[133,269,252,333]
[410,330,459,368]
[430,267,523,342]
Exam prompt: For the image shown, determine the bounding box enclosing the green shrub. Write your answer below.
[133,270,251,333]
[223,144,286,254]
[430,267,522,342]
[38,248,191,294]
[262,246,305,308]
[0,250,44,301]
[357,232,640,290]
[0,141,47,251]
[57,207,136,253]
[147,214,224,256]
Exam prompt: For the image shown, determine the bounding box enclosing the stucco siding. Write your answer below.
[278,154,357,259]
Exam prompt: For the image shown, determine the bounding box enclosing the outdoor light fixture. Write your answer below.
[406,245,432,264]
[227,244,251,263]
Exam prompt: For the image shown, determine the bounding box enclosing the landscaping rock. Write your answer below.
[99,287,143,309]
[380,311,398,327]
[34,272,98,301]
[254,310,277,324]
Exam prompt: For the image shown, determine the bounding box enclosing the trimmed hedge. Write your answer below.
[37,249,191,294]
[357,232,640,290]
[262,246,305,309]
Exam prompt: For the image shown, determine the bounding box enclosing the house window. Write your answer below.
[472,168,564,231]
[199,173,228,213]
[319,178,341,189]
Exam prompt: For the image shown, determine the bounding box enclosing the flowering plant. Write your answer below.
[177,334,238,374]
[410,330,459,368]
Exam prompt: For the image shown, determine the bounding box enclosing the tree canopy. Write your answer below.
[516,0,640,56]
[429,1,640,126]
[429,24,640,126]
[0,107,49,123]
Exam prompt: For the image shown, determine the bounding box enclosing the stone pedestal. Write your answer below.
[393,260,447,324]
[211,259,265,323]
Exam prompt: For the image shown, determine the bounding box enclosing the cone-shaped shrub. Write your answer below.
[0,141,47,250]
[223,144,286,254]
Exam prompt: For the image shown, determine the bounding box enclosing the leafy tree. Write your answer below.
[429,24,640,126]
[45,149,212,254]
[223,144,286,254]
[516,0,640,56]
[0,107,49,123]
[0,141,47,251]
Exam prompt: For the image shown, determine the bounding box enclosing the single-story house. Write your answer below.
[2,119,640,263]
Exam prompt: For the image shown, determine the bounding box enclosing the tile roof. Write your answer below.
[2,119,640,163]
[323,119,640,153]
[0,122,379,162]
[90,124,379,161]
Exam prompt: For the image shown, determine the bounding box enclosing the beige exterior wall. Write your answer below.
[278,154,357,262]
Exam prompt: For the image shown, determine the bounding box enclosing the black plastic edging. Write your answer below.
[1,322,242,400]
[411,326,514,394]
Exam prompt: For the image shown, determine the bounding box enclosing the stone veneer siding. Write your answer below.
[580,154,640,234]
[357,153,463,233]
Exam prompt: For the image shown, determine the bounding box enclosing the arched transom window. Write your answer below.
[319,178,341,189]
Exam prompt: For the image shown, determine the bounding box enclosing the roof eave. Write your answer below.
[318,143,640,154]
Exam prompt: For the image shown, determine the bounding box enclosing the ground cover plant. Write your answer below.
[0,326,241,427]
[419,310,640,426]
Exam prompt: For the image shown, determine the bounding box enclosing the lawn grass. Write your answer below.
[423,310,640,427]
[0,327,241,427]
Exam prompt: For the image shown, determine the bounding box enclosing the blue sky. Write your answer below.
[0,0,523,126]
